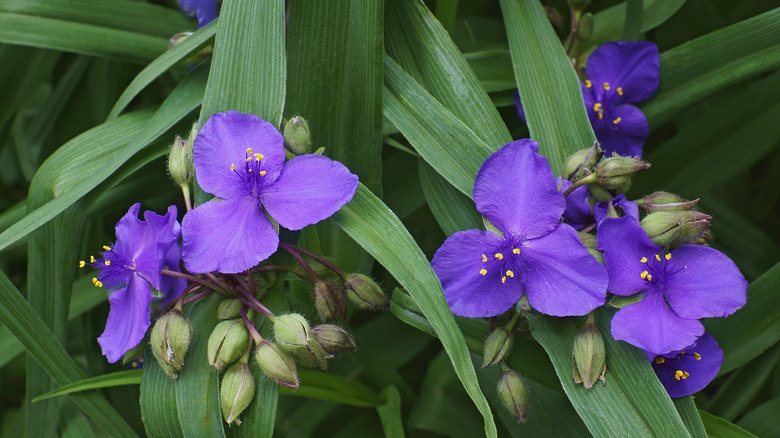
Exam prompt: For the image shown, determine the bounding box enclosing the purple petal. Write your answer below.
[611,292,704,355]
[513,90,526,123]
[260,155,359,230]
[558,177,594,229]
[160,243,187,307]
[182,196,279,274]
[520,225,607,316]
[597,216,660,296]
[594,194,639,226]
[473,140,564,240]
[193,111,285,200]
[432,230,524,317]
[179,0,218,28]
[646,333,723,398]
[586,41,660,104]
[594,104,648,157]
[662,245,747,319]
[97,275,153,363]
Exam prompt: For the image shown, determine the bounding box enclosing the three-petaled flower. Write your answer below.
[84,203,182,363]
[646,332,723,398]
[431,140,607,318]
[182,111,359,274]
[598,216,747,355]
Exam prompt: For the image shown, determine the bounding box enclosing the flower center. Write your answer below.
[80,244,135,290]
[637,252,687,291]
[586,81,624,127]
[652,348,702,380]
[479,246,524,285]
[230,147,269,197]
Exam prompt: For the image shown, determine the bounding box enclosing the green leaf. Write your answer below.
[141,350,184,438]
[736,398,780,438]
[377,386,405,438]
[698,411,757,438]
[674,398,708,438]
[418,161,482,236]
[589,0,686,48]
[32,370,144,403]
[278,370,383,407]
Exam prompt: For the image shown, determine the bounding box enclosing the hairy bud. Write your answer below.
[220,362,256,425]
[150,309,193,379]
[344,273,389,311]
[572,314,606,389]
[208,319,250,370]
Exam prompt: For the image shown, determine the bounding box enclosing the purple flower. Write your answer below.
[646,332,723,398]
[515,42,659,157]
[182,111,359,274]
[557,177,594,229]
[431,140,607,318]
[593,194,639,226]
[89,204,181,363]
[179,0,219,28]
[597,216,747,355]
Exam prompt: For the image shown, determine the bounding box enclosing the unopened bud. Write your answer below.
[312,324,356,354]
[576,13,594,41]
[344,273,389,311]
[563,142,601,182]
[312,281,346,321]
[482,325,513,368]
[208,320,250,370]
[640,211,711,247]
[572,314,606,389]
[217,298,243,320]
[220,362,256,425]
[283,116,311,155]
[637,191,700,213]
[290,337,332,370]
[290,258,336,281]
[255,340,299,389]
[274,313,311,352]
[595,156,650,192]
[150,309,193,379]
[167,136,194,186]
[497,369,529,422]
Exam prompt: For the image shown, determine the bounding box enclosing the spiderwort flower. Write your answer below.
[182,111,358,274]
[598,216,747,355]
[83,204,181,363]
[431,140,607,318]
[646,332,723,398]
[593,194,639,227]
[179,0,219,28]
[557,177,593,229]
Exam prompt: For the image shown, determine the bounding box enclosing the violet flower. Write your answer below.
[87,204,181,363]
[597,216,746,355]
[593,194,639,227]
[557,177,593,229]
[431,140,607,318]
[182,111,359,274]
[515,41,659,157]
[179,0,219,28]
[646,332,723,398]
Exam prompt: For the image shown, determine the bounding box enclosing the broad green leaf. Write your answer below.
[590,0,686,48]
[674,398,708,438]
[418,161,482,236]
[141,350,184,438]
[278,370,382,407]
[0,45,59,140]
[332,185,497,438]
[736,398,780,438]
[698,411,757,438]
[377,386,405,438]
[32,370,144,402]
[621,0,645,42]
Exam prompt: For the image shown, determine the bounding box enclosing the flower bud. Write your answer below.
[576,13,594,41]
[290,337,332,370]
[640,211,711,247]
[217,298,243,320]
[594,156,650,192]
[562,142,601,183]
[482,326,513,368]
[220,362,256,425]
[343,273,390,311]
[290,258,335,281]
[150,309,193,379]
[167,135,194,187]
[208,320,250,371]
[255,340,299,389]
[312,324,356,355]
[497,369,529,422]
[283,116,311,155]
[637,191,700,213]
[312,281,346,321]
[274,313,311,352]
[572,315,606,389]
[578,232,603,264]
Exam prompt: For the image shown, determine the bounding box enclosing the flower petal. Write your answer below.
[663,245,747,319]
[160,243,187,307]
[97,275,153,363]
[594,104,648,157]
[193,111,285,200]
[260,155,359,230]
[611,292,704,355]
[646,333,723,398]
[473,140,564,239]
[586,41,660,104]
[513,90,527,123]
[597,216,660,296]
[520,225,607,316]
[179,0,218,27]
[558,177,594,229]
[431,230,524,317]
[182,196,279,274]
[594,194,639,226]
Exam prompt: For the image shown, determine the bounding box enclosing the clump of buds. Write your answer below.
[563,142,601,183]
[641,211,711,247]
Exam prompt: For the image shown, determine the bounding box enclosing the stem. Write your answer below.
[565,8,579,56]
[181,184,192,212]
[241,306,263,344]
[562,173,597,197]
[182,288,213,306]
[280,242,346,280]
[236,287,276,320]
[278,243,320,281]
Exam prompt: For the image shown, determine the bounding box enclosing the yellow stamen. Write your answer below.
[613,117,622,125]
[617,87,623,96]
[92,277,98,284]
[104,260,111,266]
[246,157,253,162]
[640,257,647,263]
[254,153,264,160]
[78,260,85,268]
[231,164,236,172]
[480,269,487,276]
[682,372,689,379]
[95,281,103,288]
[482,254,487,262]
[585,79,592,88]
[246,148,253,154]
[506,270,514,278]
[640,271,648,279]
[665,253,672,260]
[495,253,504,260]
[680,351,686,355]
[90,256,95,263]
[603,82,610,91]
[102,245,111,251]
[654,356,665,364]
[674,370,684,381]
[694,352,701,360]
[501,276,506,284]
[248,168,253,172]
[655,254,661,261]
[598,113,603,120]
[593,103,602,112]
[260,171,267,176]
[647,274,653,281]
[512,248,520,254]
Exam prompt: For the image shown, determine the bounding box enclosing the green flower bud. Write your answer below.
[344,273,390,311]
[576,13,594,41]
[283,116,311,155]
[167,135,194,187]
[217,298,243,320]
[578,231,603,264]
[482,325,513,368]
[290,337,332,370]
[312,281,346,321]
[220,362,256,426]
[497,368,529,422]
[150,309,193,379]
[640,211,711,247]
[563,142,602,182]
[637,191,700,213]
[274,313,311,352]
[594,156,650,192]
[312,324,356,355]
[255,340,299,389]
[290,258,336,281]
[208,320,250,371]
[572,314,606,389]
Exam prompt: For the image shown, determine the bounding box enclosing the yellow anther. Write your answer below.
[694,352,701,360]
[593,103,602,112]
[603,82,610,91]
[246,157,253,162]
[95,281,103,288]
[654,356,665,364]
[585,79,592,88]
[102,245,111,251]
[617,87,623,96]
[90,256,95,263]
[92,277,98,284]
[655,254,661,261]
[78,260,85,268]
[259,171,267,176]
[512,248,520,254]
[254,153,264,161]
[680,351,686,355]
[665,253,672,260]
[682,372,689,379]
[674,370,684,381]
[479,269,487,276]
[598,113,604,120]
[495,253,504,260]
[104,260,111,266]
[501,276,506,284]
[640,271,648,279]
[248,168,253,172]
[506,270,514,278]
[231,164,236,172]
[246,148,253,154]
[640,257,647,263]
[482,254,487,262]
[647,274,653,281]
[613,117,622,125]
